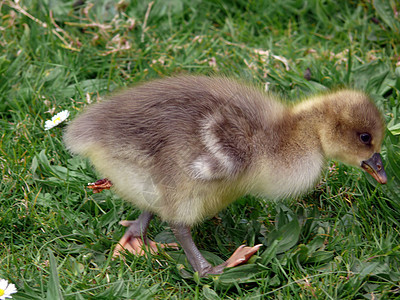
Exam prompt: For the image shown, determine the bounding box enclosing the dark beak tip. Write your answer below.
[371,171,387,185]
[379,173,388,185]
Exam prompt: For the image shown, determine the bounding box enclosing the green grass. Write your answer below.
[1,0,400,298]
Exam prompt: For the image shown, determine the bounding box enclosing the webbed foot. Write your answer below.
[113,219,179,257]
[87,178,113,193]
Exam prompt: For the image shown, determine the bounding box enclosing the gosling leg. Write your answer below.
[113,211,179,256]
[171,223,261,277]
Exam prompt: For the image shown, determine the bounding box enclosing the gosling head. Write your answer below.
[317,90,387,184]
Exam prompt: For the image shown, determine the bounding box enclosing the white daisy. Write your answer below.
[44,110,70,130]
[0,279,17,299]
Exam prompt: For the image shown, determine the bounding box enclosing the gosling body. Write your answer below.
[64,75,386,276]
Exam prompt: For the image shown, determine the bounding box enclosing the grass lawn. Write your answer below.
[1,0,400,298]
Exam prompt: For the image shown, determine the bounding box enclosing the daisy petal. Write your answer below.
[0,279,17,299]
[44,110,70,130]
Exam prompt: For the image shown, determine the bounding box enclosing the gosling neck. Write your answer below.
[246,100,327,200]
[287,98,327,155]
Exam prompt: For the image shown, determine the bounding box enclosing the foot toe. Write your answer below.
[225,244,262,268]
[113,237,180,257]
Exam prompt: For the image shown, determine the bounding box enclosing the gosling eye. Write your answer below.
[359,132,372,144]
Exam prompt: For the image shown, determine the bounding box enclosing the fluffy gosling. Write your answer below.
[64,76,387,277]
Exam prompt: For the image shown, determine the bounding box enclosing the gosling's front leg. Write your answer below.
[171,223,262,277]
[113,211,179,256]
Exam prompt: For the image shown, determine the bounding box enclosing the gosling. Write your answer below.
[64,75,387,277]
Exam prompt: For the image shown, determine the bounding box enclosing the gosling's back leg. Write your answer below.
[86,179,178,256]
[113,211,179,256]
